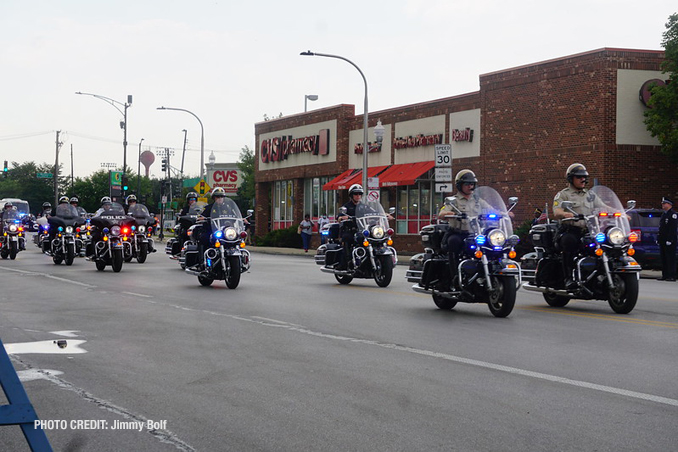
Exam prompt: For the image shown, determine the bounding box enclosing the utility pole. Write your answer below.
[70,144,74,192]
[54,130,63,206]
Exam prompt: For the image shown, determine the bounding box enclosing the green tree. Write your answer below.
[0,161,57,214]
[644,13,678,162]
[235,145,255,213]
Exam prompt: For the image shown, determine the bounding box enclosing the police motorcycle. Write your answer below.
[408,187,520,318]
[165,201,207,266]
[314,200,397,287]
[126,203,156,263]
[46,203,86,265]
[89,202,136,272]
[522,185,640,314]
[1,207,26,260]
[183,196,250,288]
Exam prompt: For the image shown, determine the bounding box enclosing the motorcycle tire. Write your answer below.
[373,255,394,288]
[95,260,106,271]
[65,244,75,266]
[53,254,64,265]
[487,276,517,318]
[335,273,353,285]
[137,242,148,264]
[198,273,214,286]
[9,241,17,260]
[1,249,8,259]
[112,248,124,273]
[225,256,241,289]
[607,273,638,314]
[432,293,457,310]
[543,292,570,307]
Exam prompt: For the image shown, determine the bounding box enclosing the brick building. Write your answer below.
[254,48,675,252]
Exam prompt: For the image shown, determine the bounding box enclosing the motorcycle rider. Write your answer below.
[1,202,14,234]
[552,163,611,289]
[125,194,155,253]
[70,196,87,217]
[87,197,114,257]
[191,187,228,269]
[93,196,113,217]
[438,169,493,285]
[336,184,364,269]
[38,202,52,218]
[180,192,199,215]
[44,196,71,253]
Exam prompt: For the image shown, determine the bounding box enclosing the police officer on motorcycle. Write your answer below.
[70,196,87,217]
[438,169,492,284]
[180,192,199,215]
[125,194,137,213]
[337,184,364,269]
[38,202,52,218]
[1,202,14,233]
[87,197,114,257]
[191,187,228,269]
[553,163,611,289]
[44,196,70,253]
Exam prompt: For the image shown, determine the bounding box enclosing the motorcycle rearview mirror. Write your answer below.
[561,200,576,213]
[388,207,396,215]
[507,197,518,212]
[247,209,254,216]
[626,200,636,211]
[444,197,462,214]
[339,206,348,215]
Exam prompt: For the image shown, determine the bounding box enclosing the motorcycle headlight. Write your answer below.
[488,229,506,247]
[111,225,121,236]
[65,226,73,234]
[371,226,385,239]
[607,227,625,245]
[224,227,237,241]
[138,225,146,233]
[9,224,17,232]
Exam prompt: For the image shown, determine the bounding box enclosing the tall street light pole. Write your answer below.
[137,138,144,196]
[301,51,369,191]
[75,91,133,197]
[304,94,318,112]
[156,107,205,180]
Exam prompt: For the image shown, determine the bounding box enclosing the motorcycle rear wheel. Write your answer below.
[225,256,241,289]
[9,241,17,260]
[112,248,124,273]
[335,273,353,285]
[53,254,64,265]
[373,255,393,287]
[432,292,457,310]
[487,276,517,318]
[95,260,106,271]
[1,249,8,259]
[198,273,214,286]
[137,242,148,264]
[607,273,638,314]
[543,292,570,307]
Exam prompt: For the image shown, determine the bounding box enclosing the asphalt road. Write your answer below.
[1,241,677,451]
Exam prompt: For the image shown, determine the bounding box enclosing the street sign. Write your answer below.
[110,170,123,186]
[194,179,211,196]
[434,144,451,167]
[434,167,452,181]
[36,172,53,178]
[367,189,380,203]
[435,183,452,193]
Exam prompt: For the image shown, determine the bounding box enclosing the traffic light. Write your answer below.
[161,158,167,172]
[3,160,7,177]
[122,175,129,192]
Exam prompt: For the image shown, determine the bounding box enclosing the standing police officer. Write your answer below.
[658,197,677,282]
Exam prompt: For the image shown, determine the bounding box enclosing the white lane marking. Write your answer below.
[140,299,678,408]
[18,369,64,382]
[0,266,96,288]
[122,291,153,298]
[5,339,88,355]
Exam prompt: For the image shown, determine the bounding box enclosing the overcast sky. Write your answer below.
[1,1,675,179]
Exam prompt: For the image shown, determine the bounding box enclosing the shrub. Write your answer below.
[256,225,302,248]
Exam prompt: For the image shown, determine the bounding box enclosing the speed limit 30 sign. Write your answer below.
[434,144,451,167]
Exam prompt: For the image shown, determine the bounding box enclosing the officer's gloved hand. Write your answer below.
[459,213,467,220]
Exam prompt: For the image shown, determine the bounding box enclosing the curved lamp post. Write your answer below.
[157,106,205,180]
[304,94,318,112]
[75,91,132,197]
[136,138,144,195]
[300,50,370,191]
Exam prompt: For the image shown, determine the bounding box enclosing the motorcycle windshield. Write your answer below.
[188,201,207,216]
[95,202,127,217]
[587,185,631,235]
[209,198,244,234]
[128,204,150,218]
[355,200,389,232]
[467,186,514,237]
[2,210,20,222]
[54,204,80,219]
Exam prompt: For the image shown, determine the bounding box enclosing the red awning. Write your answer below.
[323,169,356,191]
[335,166,390,190]
[377,161,435,187]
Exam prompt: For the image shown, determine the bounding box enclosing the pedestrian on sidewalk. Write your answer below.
[658,197,677,281]
[299,214,314,253]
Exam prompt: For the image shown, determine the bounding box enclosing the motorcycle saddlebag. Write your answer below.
[530,223,558,249]
[324,243,342,266]
[184,243,200,268]
[328,223,341,240]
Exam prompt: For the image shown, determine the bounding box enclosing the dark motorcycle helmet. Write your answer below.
[566,163,589,184]
[186,192,198,201]
[455,169,478,191]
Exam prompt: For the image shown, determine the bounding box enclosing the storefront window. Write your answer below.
[272,180,295,230]
[304,178,337,229]
[395,181,444,234]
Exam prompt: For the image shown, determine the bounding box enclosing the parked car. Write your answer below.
[626,208,677,270]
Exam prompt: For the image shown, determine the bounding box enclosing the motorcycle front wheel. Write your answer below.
[95,260,106,271]
[112,248,124,273]
[607,273,638,314]
[225,256,241,289]
[487,276,517,318]
[9,241,17,260]
[65,243,75,266]
[373,254,394,288]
